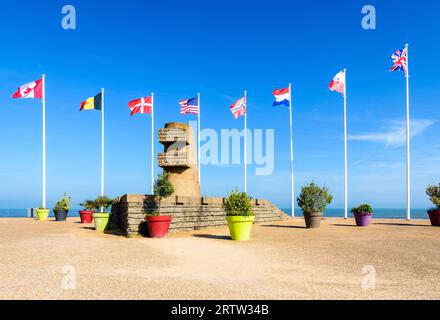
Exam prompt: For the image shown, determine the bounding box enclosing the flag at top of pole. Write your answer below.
[128,95,155,194]
[229,93,248,193]
[179,95,202,190]
[12,76,47,209]
[329,70,348,219]
[80,89,105,202]
[390,44,411,221]
[273,85,295,217]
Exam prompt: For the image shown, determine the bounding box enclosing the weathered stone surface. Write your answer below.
[111,195,288,237]
[158,123,201,198]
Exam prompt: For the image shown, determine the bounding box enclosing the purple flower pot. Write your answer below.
[428,210,440,227]
[354,212,372,227]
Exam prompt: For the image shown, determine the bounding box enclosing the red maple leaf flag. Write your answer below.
[12,79,43,99]
[128,97,153,116]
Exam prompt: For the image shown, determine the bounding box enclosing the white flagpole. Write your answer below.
[198,93,201,190]
[42,75,46,209]
[244,90,248,194]
[101,88,105,201]
[288,83,295,218]
[405,44,411,221]
[151,93,155,195]
[343,69,348,219]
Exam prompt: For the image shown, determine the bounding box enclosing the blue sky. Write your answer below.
[0,0,439,210]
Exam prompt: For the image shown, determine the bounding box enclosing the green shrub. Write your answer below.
[426,184,440,211]
[151,172,175,215]
[94,195,113,212]
[297,182,333,214]
[80,200,96,211]
[54,193,72,211]
[351,204,373,215]
[223,189,255,217]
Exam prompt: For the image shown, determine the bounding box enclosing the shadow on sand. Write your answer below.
[193,234,231,240]
[373,222,431,227]
[261,224,307,230]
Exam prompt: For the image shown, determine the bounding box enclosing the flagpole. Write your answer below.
[42,74,46,209]
[244,91,248,194]
[343,69,348,219]
[405,44,411,221]
[288,83,295,218]
[151,92,155,195]
[101,88,105,203]
[198,93,201,190]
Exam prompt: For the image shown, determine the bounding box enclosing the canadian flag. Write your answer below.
[329,71,346,95]
[128,97,153,116]
[12,79,43,99]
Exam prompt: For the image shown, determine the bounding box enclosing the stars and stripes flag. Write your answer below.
[329,70,346,95]
[179,97,199,115]
[129,97,153,116]
[390,47,408,74]
[273,87,291,107]
[12,79,43,99]
[230,96,247,119]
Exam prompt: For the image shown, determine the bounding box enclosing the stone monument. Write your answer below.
[157,122,201,198]
[110,122,288,237]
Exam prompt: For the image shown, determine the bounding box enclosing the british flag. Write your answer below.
[230,96,247,119]
[390,47,408,74]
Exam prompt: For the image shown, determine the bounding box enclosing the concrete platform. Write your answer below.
[0,217,439,300]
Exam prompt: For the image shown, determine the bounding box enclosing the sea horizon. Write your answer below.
[0,207,430,220]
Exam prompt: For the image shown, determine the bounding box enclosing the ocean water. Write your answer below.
[0,208,81,218]
[0,208,430,220]
[283,208,430,220]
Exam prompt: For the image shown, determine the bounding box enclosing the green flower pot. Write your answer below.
[36,209,50,221]
[93,213,112,232]
[226,216,256,241]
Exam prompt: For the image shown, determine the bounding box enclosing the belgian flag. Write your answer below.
[80,92,103,111]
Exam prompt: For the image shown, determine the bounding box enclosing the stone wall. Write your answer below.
[111,194,288,238]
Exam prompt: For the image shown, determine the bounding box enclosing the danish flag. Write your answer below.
[12,79,43,99]
[128,97,153,116]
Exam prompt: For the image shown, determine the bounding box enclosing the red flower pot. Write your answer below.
[79,210,95,224]
[428,210,440,227]
[146,216,172,238]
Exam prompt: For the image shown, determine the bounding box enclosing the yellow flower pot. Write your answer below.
[226,216,256,241]
[36,209,50,221]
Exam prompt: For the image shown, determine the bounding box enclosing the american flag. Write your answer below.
[390,47,408,74]
[179,97,199,115]
[230,96,247,119]
[128,97,153,116]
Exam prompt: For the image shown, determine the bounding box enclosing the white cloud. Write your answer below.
[348,119,435,146]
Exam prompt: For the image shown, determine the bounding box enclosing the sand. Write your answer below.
[0,217,439,300]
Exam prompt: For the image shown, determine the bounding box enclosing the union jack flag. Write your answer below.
[230,96,247,119]
[390,47,408,74]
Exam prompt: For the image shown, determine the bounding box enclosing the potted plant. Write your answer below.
[297,182,333,229]
[223,189,256,241]
[426,184,440,227]
[79,200,95,224]
[53,193,72,222]
[352,204,373,227]
[146,172,175,238]
[92,195,114,232]
[36,205,50,221]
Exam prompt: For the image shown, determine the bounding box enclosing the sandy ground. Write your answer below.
[0,217,439,300]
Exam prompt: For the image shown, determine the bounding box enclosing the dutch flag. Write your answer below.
[273,87,291,107]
